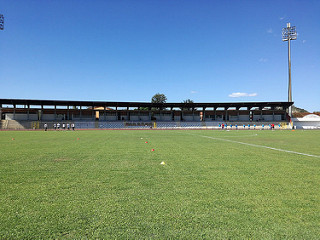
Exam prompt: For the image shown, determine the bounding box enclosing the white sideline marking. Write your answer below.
[220,133,258,138]
[190,133,320,159]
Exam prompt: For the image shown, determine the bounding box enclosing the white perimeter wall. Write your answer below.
[293,118,320,129]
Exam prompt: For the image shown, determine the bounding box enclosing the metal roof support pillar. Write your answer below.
[192,108,195,121]
[272,107,275,121]
[225,107,228,121]
[202,107,206,121]
[237,107,240,121]
[115,106,119,121]
[41,105,44,121]
[54,105,57,121]
[67,105,70,121]
[27,104,30,120]
[13,104,16,120]
[127,107,130,121]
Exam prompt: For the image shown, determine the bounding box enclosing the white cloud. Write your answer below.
[259,58,268,63]
[229,92,257,98]
[267,28,273,34]
[302,40,307,44]
[190,90,198,94]
[280,17,285,20]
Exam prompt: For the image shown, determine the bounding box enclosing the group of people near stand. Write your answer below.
[219,123,279,130]
[43,123,75,131]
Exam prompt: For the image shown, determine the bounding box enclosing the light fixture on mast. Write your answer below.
[282,23,297,118]
[0,14,4,30]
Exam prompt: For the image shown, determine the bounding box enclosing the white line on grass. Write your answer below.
[218,133,258,138]
[187,133,320,159]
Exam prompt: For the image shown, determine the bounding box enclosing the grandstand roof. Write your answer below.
[0,99,293,110]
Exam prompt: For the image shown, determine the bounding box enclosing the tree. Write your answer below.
[151,93,167,104]
[183,99,194,104]
[292,105,308,113]
[151,93,167,111]
[181,99,194,111]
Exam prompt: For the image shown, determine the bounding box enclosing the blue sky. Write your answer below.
[0,0,319,111]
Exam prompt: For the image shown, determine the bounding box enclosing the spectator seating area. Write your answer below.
[0,120,291,130]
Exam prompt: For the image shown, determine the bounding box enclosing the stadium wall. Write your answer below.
[292,114,320,129]
[0,99,293,129]
[0,120,292,130]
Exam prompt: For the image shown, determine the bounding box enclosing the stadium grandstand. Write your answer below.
[0,98,294,130]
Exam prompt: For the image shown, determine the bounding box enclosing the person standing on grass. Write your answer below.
[71,123,75,131]
[67,123,70,130]
[53,123,56,130]
[57,123,60,130]
[62,123,66,130]
[44,123,48,131]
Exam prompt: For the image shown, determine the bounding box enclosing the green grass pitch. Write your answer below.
[0,129,319,239]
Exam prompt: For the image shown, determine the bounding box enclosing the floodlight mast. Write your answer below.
[282,23,297,118]
[0,14,4,30]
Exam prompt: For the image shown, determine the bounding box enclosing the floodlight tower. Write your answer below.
[282,23,297,118]
[0,14,4,30]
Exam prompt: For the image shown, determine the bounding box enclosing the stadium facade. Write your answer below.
[0,99,293,129]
